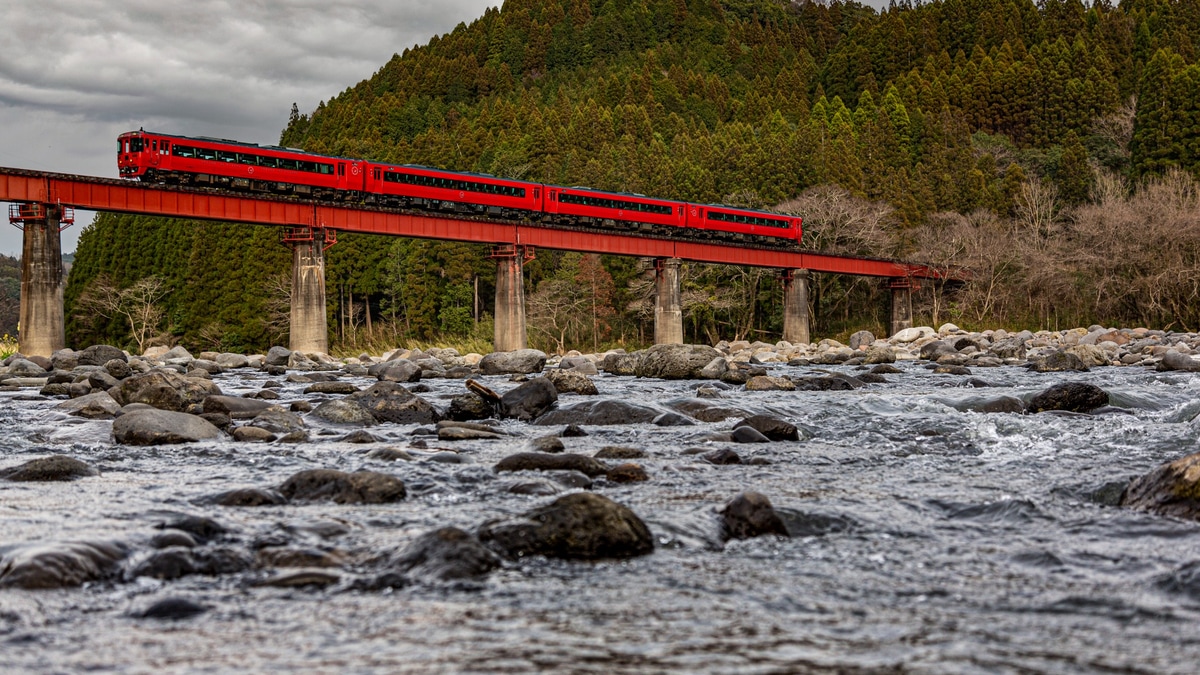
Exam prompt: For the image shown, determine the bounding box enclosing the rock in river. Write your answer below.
[720,492,789,540]
[634,343,723,379]
[478,492,654,560]
[494,452,609,477]
[112,409,221,445]
[479,349,547,375]
[499,377,558,421]
[1027,382,1109,413]
[733,415,800,441]
[279,469,407,504]
[392,527,502,581]
[348,381,440,425]
[1119,451,1200,522]
[0,455,98,481]
[0,540,128,589]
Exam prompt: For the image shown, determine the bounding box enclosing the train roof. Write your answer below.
[558,185,675,201]
[118,130,359,161]
[700,203,794,217]
[373,162,528,183]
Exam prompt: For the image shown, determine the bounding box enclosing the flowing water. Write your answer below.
[2,360,1200,673]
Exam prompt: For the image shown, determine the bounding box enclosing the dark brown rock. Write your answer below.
[720,492,789,540]
[1120,451,1200,521]
[279,469,407,504]
[478,492,653,560]
[494,452,609,477]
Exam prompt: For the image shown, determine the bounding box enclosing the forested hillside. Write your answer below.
[65,0,1200,353]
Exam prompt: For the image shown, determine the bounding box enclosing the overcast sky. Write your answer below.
[0,0,499,255]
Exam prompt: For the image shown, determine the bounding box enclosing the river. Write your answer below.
[2,355,1199,673]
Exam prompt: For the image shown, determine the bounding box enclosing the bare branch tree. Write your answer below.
[75,274,167,353]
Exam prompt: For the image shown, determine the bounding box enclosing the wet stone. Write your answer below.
[721,492,789,540]
[1119,451,1200,521]
[365,447,414,462]
[132,597,208,620]
[495,452,609,477]
[231,426,276,443]
[112,409,221,446]
[1027,382,1109,414]
[733,415,799,442]
[279,469,407,504]
[606,463,649,483]
[560,423,588,437]
[438,425,504,441]
[529,435,566,453]
[209,488,288,507]
[304,381,359,395]
[0,455,98,481]
[730,426,771,443]
[392,527,502,581]
[478,492,654,560]
[340,430,382,444]
[0,541,128,589]
[129,546,253,581]
[1030,351,1090,373]
[150,530,199,549]
[702,448,743,465]
[595,446,646,460]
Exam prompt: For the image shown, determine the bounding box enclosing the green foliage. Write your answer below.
[65,0,1200,351]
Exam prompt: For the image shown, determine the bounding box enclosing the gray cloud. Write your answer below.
[0,0,497,254]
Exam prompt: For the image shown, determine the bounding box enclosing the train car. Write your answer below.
[363,163,541,218]
[686,203,802,243]
[543,185,687,231]
[117,130,365,198]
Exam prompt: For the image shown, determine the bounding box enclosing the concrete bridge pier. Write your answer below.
[13,204,66,357]
[289,229,329,354]
[889,279,914,337]
[493,245,528,352]
[654,258,684,345]
[781,268,810,345]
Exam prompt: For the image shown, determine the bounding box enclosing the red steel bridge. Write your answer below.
[1,166,954,355]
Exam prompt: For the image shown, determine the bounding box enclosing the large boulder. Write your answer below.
[1027,382,1109,414]
[733,415,800,441]
[1159,351,1200,373]
[111,369,221,412]
[446,392,495,421]
[1029,351,1089,373]
[309,399,377,426]
[0,541,128,589]
[720,492,789,540]
[545,369,599,396]
[373,359,422,383]
[600,352,639,375]
[279,469,407,504]
[248,409,307,434]
[0,455,99,481]
[54,391,121,419]
[202,395,282,420]
[348,382,439,424]
[478,492,654,560]
[494,452,610,477]
[479,349,547,375]
[988,337,1027,360]
[848,330,875,350]
[112,409,221,445]
[76,344,127,366]
[499,377,558,421]
[392,527,502,581]
[264,346,291,367]
[1120,451,1200,521]
[634,344,723,379]
[534,399,665,426]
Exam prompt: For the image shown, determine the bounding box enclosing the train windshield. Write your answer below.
[129,138,144,153]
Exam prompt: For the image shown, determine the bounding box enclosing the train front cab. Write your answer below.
[118,131,172,179]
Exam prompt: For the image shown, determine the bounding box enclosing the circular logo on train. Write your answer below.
[351,164,360,175]
[459,191,466,198]
[247,166,254,175]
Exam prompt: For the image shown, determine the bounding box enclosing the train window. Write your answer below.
[130,138,144,152]
[152,141,157,151]
[381,170,527,198]
[558,192,672,215]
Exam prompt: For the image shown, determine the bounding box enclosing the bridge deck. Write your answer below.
[0,167,950,279]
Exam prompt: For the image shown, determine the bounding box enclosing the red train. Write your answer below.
[118,130,802,245]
